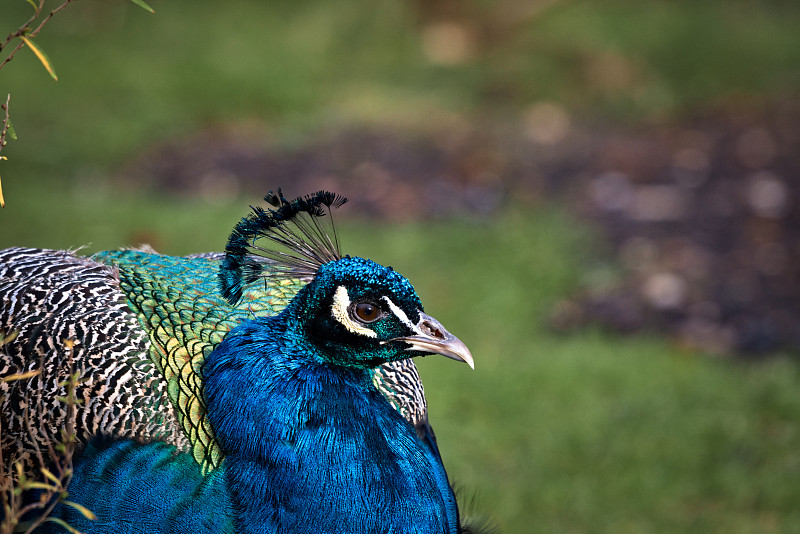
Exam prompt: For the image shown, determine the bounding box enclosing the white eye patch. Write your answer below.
[381,296,415,330]
[331,285,377,338]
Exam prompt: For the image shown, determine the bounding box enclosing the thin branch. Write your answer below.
[0,93,9,207]
[0,0,45,53]
[0,0,76,72]
[0,0,78,208]
[1,93,11,150]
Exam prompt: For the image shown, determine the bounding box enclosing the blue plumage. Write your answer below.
[47,439,232,534]
[203,257,460,533]
[1,191,474,533]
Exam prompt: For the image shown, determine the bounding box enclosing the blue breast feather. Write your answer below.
[45,315,459,533]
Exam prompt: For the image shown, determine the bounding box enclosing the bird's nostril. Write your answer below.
[421,321,445,339]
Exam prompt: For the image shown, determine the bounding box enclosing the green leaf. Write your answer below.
[25,0,38,10]
[6,117,17,141]
[43,517,83,534]
[19,36,58,81]
[63,500,98,521]
[128,0,155,13]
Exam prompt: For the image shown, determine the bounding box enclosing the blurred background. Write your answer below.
[2,0,799,531]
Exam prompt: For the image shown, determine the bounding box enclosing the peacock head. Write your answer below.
[219,189,473,370]
[294,255,472,368]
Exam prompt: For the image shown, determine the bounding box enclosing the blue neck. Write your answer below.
[203,310,460,533]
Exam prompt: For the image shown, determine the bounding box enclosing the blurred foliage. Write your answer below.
[0,0,797,188]
[0,0,154,205]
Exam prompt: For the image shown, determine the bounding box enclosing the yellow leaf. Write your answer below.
[0,329,18,344]
[43,517,82,534]
[2,369,41,382]
[40,467,61,485]
[24,481,59,491]
[63,500,98,521]
[19,36,58,81]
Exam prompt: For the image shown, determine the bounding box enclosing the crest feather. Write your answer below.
[219,189,348,304]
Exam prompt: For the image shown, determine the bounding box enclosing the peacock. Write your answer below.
[0,190,476,534]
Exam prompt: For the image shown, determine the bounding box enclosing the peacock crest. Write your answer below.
[220,189,348,305]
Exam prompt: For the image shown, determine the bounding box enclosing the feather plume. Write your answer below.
[219,189,348,304]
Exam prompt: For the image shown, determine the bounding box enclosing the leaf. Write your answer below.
[40,468,61,485]
[128,0,155,13]
[19,36,58,81]
[2,369,41,382]
[43,517,83,534]
[0,329,19,345]
[24,481,59,491]
[6,117,17,141]
[63,500,98,520]
[15,460,25,480]
[25,0,38,10]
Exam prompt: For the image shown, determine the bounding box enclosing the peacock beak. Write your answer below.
[390,311,474,369]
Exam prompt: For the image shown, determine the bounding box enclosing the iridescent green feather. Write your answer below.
[95,250,304,473]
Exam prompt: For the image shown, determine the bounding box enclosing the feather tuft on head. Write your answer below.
[219,189,349,304]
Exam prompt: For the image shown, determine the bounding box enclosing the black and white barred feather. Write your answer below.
[0,248,188,466]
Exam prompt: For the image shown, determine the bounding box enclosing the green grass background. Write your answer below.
[2,0,800,532]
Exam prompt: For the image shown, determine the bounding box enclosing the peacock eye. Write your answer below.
[353,301,382,323]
